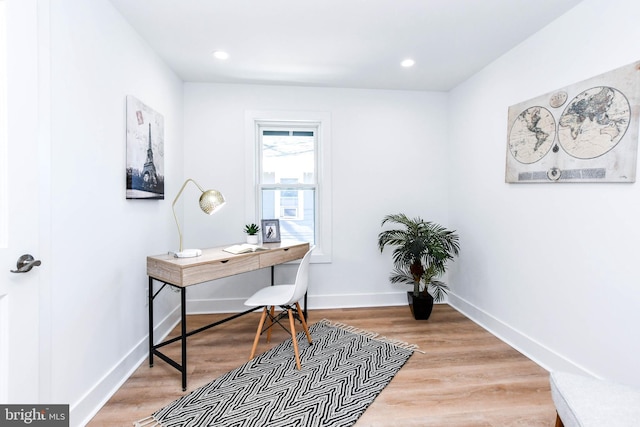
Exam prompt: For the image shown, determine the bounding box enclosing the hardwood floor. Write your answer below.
[88,305,556,426]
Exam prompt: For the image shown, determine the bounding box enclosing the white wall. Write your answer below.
[448,0,640,386]
[30,4,453,424]
[183,83,451,311]
[46,0,183,424]
[34,0,640,423]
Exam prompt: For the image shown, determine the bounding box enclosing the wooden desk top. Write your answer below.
[147,241,309,287]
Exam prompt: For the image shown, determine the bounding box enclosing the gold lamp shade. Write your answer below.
[199,189,225,215]
[173,179,226,257]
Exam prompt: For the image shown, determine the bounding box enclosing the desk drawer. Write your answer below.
[147,259,183,285]
[259,244,308,268]
[182,255,260,286]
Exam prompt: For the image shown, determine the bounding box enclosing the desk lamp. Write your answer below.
[172,178,225,258]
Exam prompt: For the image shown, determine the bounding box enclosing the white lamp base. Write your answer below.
[173,248,202,258]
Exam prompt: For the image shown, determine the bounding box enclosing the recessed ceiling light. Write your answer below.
[212,50,229,60]
[401,58,415,68]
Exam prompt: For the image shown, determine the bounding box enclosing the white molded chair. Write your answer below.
[244,247,314,370]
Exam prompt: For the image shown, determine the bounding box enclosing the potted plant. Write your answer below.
[377,213,460,320]
[244,223,260,244]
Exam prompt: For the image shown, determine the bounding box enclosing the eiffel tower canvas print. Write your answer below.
[126,96,165,199]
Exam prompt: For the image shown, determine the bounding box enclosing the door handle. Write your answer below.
[10,254,42,273]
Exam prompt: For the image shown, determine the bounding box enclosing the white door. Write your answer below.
[0,0,47,403]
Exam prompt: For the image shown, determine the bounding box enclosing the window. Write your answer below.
[278,179,302,220]
[260,128,315,242]
[246,111,331,263]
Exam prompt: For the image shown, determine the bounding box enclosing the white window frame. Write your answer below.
[245,110,332,263]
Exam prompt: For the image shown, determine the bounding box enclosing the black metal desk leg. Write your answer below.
[304,293,308,320]
[148,277,154,367]
[181,287,187,391]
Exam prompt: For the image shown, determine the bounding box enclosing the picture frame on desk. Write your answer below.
[261,219,281,243]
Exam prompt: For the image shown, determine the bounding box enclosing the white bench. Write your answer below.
[550,371,640,426]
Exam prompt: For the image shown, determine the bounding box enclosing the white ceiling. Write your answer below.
[108,0,583,92]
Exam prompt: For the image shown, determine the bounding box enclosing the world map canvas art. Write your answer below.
[505,61,640,183]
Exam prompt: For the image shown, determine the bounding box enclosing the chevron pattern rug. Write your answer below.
[134,319,416,427]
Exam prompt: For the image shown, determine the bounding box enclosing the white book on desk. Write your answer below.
[223,244,266,254]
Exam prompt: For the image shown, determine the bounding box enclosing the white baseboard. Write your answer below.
[74,307,180,427]
[188,291,409,314]
[75,291,408,425]
[446,292,593,376]
[80,290,588,426]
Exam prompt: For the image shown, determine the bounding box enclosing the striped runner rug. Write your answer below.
[134,319,416,427]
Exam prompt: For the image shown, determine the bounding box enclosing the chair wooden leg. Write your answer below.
[266,305,275,343]
[249,307,268,360]
[288,308,302,370]
[555,413,564,427]
[296,302,312,344]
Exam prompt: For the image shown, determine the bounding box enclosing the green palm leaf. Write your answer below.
[378,213,460,302]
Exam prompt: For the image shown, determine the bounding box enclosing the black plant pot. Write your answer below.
[407,291,434,320]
